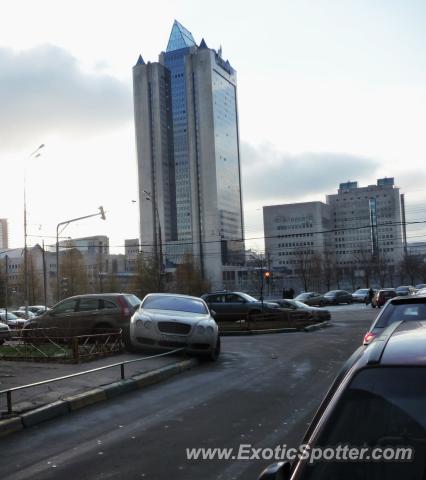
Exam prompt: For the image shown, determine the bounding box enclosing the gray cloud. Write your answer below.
[241,142,380,203]
[0,45,132,149]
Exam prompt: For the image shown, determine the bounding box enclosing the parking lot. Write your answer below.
[0,304,377,480]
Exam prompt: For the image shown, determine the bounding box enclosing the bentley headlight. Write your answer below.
[144,320,153,329]
[206,326,214,335]
[197,325,206,334]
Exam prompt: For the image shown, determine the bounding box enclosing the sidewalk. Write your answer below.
[0,351,187,414]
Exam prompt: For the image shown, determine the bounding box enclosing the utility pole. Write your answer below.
[42,241,47,309]
[5,255,8,318]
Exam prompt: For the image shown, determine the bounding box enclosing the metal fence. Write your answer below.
[0,328,122,363]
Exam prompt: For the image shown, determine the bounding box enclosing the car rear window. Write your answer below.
[301,367,426,479]
[377,301,426,327]
[142,295,208,314]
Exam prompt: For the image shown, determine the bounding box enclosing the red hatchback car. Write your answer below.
[371,288,397,308]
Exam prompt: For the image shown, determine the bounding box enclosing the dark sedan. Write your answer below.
[201,291,281,322]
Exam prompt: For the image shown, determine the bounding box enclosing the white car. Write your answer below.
[126,293,220,361]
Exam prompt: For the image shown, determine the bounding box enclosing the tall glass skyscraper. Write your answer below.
[133,21,245,287]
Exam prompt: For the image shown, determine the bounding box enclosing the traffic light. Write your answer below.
[99,206,106,220]
[264,271,271,284]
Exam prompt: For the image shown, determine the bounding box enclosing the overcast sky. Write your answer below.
[1,0,426,253]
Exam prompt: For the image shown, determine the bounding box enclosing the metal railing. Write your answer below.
[0,348,184,416]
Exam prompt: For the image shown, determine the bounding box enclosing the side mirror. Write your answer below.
[257,461,291,480]
[210,309,217,319]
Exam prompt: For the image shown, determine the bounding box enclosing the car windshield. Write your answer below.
[142,295,208,314]
[300,367,426,480]
[237,292,258,302]
[325,291,339,295]
[3,313,18,320]
[296,293,310,299]
[376,301,426,328]
[354,289,369,294]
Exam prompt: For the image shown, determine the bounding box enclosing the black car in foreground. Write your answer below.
[257,320,426,480]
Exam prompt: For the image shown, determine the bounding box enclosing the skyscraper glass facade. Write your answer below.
[164,48,193,241]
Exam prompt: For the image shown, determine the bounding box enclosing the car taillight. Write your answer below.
[117,296,130,317]
[363,332,375,345]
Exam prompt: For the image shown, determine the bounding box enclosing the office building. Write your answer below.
[264,178,406,287]
[133,20,245,288]
[326,178,404,266]
[0,219,8,250]
[263,202,331,273]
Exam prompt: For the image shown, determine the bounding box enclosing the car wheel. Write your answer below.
[203,336,220,362]
[122,326,139,353]
[0,338,4,345]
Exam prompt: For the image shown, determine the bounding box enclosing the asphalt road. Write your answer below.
[0,304,377,480]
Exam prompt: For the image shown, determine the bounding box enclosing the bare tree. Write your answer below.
[130,253,162,299]
[60,248,89,297]
[321,250,336,291]
[173,253,211,297]
[399,254,421,285]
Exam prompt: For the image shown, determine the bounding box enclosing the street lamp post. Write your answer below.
[24,144,44,317]
[143,190,163,288]
[56,206,106,301]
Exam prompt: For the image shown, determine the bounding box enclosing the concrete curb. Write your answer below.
[221,327,298,336]
[0,417,23,438]
[304,321,331,332]
[0,357,198,437]
[21,400,69,428]
[65,388,107,411]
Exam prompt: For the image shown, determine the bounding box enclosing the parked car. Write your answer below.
[294,292,326,307]
[271,299,331,322]
[395,285,416,296]
[257,320,426,480]
[351,288,371,302]
[24,293,141,337]
[415,283,426,292]
[371,288,397,308]
[417,287,426,296]
[0,311,26,329]
[363,293,426,345]
[201,291,281,322]
[125,293,220,361]
[0,321,11,344]
[324,289,353,305]
[12,310,36,320]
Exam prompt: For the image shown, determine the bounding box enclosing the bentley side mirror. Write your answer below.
[210,309,217,319]
[257,461,291,480]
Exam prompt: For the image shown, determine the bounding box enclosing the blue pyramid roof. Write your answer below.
[199,38,208,49]
[135,54,145,66]
[166,20,196,52]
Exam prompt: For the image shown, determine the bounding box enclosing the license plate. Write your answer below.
[161,334,184,342]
